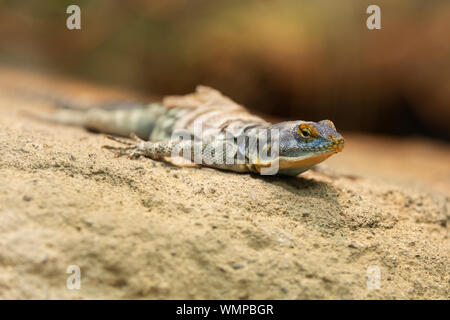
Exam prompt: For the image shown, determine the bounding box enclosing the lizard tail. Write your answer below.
[9,81,144,111]
[9,84,89,110]
[21,109,88,127]
[22,102,178,141]
[5,78,182,140]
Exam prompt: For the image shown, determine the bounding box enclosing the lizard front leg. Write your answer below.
[103,133,186,161]
[102,134,250,173]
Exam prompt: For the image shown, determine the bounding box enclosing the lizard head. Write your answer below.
[263,120,344,176]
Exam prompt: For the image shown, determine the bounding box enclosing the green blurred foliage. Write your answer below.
[0,0,449,139]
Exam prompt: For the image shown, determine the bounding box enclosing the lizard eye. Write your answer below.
[297,124,318,140]
[300,129,310,137]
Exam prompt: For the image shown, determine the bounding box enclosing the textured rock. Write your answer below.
[0,76,448,299]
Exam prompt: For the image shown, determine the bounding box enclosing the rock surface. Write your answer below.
[0,71,448,299]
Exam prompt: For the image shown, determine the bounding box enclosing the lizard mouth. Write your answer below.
[278,138,344,169]
[253,138,345,172]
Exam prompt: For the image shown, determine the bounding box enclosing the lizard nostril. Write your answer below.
[330,138,345,152]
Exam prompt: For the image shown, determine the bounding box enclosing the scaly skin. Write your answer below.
[103,119,344,176]
[32,86,344,176]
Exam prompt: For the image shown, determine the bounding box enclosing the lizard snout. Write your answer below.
[331,137,345,152]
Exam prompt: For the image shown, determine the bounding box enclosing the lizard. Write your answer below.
[27,85,344,176]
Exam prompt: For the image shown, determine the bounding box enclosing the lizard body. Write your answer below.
[31,85,344,175]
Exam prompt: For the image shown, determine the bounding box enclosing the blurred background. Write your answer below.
[0,0,448,140]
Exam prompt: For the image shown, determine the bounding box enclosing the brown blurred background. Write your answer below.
[0,0,449,140]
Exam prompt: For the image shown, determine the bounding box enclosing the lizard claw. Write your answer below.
[105,135,135,145]
[127,150,142,160]
[129,132,145,143]
[102,144,139,158]
[102,133,144,159]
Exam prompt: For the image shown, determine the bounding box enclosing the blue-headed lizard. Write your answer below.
[30,85,344,175]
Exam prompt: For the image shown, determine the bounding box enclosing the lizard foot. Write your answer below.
[102,133,146,160]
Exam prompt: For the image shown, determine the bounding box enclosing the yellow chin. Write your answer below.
[252,149,336,174]
[278,151,334,169]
